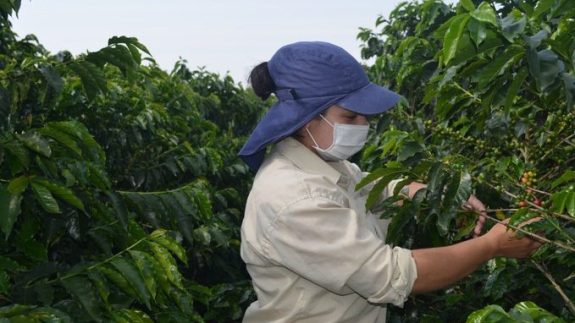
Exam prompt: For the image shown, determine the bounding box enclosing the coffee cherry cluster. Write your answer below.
[520,171,536,186]
[427,123,489,151]
[517,171,543,208]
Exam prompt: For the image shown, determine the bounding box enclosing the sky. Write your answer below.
[11,1,453,85]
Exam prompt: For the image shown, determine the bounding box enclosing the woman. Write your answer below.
[238,41,541,323]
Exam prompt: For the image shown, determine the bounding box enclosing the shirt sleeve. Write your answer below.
[261,195,418,306]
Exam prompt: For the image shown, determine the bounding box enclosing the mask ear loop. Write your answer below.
[305,114,334,150]
[319,114,334,127]
[305,126,321,149]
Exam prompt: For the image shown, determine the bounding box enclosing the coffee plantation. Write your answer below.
[0,0,573,322]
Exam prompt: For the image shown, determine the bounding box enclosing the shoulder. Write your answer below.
[241,152,348,258]
[249,151,345,211]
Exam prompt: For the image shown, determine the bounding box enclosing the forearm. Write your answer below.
[410,235,494,294]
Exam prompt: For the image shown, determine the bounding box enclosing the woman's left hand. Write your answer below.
[463,195,487,238]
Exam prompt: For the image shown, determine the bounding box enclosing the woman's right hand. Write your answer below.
[483,218,543,258]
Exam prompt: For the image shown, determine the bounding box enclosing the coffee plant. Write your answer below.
[358,0,574,321]
[0,1,267,321]
[2,0,574,322]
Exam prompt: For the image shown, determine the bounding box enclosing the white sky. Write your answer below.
[11,1,454,85]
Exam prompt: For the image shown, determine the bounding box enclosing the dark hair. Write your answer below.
[249,62,276,100]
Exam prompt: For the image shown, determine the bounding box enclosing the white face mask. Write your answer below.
[306,114,370,161]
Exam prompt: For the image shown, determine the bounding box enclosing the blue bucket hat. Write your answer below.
[239,41,401,172]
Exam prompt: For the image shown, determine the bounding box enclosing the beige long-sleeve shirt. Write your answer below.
[241,137,417,323]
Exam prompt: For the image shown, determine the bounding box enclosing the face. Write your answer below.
[300,105,368,150]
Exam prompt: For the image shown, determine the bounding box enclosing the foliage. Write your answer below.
[0,2,266,321]
[3,0,574,321]
[359,0,574,321]
[467,301,566,322]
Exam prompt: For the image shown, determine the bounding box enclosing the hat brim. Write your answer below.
[337,82,401,116]
[239,95,341,158]
[239,83,401,172]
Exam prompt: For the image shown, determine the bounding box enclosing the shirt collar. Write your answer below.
[274,137,341,183]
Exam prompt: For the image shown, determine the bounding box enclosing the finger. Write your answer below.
[473,210,487,236]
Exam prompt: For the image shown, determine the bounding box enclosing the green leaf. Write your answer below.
[532,0,555,19]
[549,17,575,60]
[477,45,524,88]
[128,250,158,301]
[363,172,402,210]
[528,49,565,92]
[113,309,154,323]
[470,3,498,27]
[4,140,30,170]
[511,301,566,322]
[32,178,84,211]
[31,181,61,214]
[87,46,138,80]
[501,14,526,43]
[126,43,142,65]
[416,1,450,35]
[16,131,52,157]
[567,192,575,217]
[387,189,425,244]
[437,172,472,235]
[466,304,512,322]
[459,0,475,12]
[135,249,170,294]
[509,208,539,230]
[99,266,138,298]
[563,73,575,109]
[28,307,73,323]
[49,121,105,163]
[526,30,549,49]
[123,193,161,228]
[0,255,25,272]
[150,229,187,264]
[504,68,528,111]
[87,163,112,190]
[87,270,110,308]
[453,172,472,206]
[356,167,410,190]
[61,276,103,322]
[0,271,9,295]
[39,125,82,157]
[38,64,64,93]
[189,186,212,222]
[109,36,151,55]
[160,193,194,246]
[193,226,211,246]
[0,304,36,318]
[148,241,183,290]
[397,140,424,162]
[170,191,196,245]
[106,191,128,230]
[468,18,487,47]
[426,162,448,217]
[69,60,107,101]
[379,129,409,156]
[110,257,151,310]
[0,184,23,238]
[551,170,575,189]
[7,176,29,194]
[443,14,471,65]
